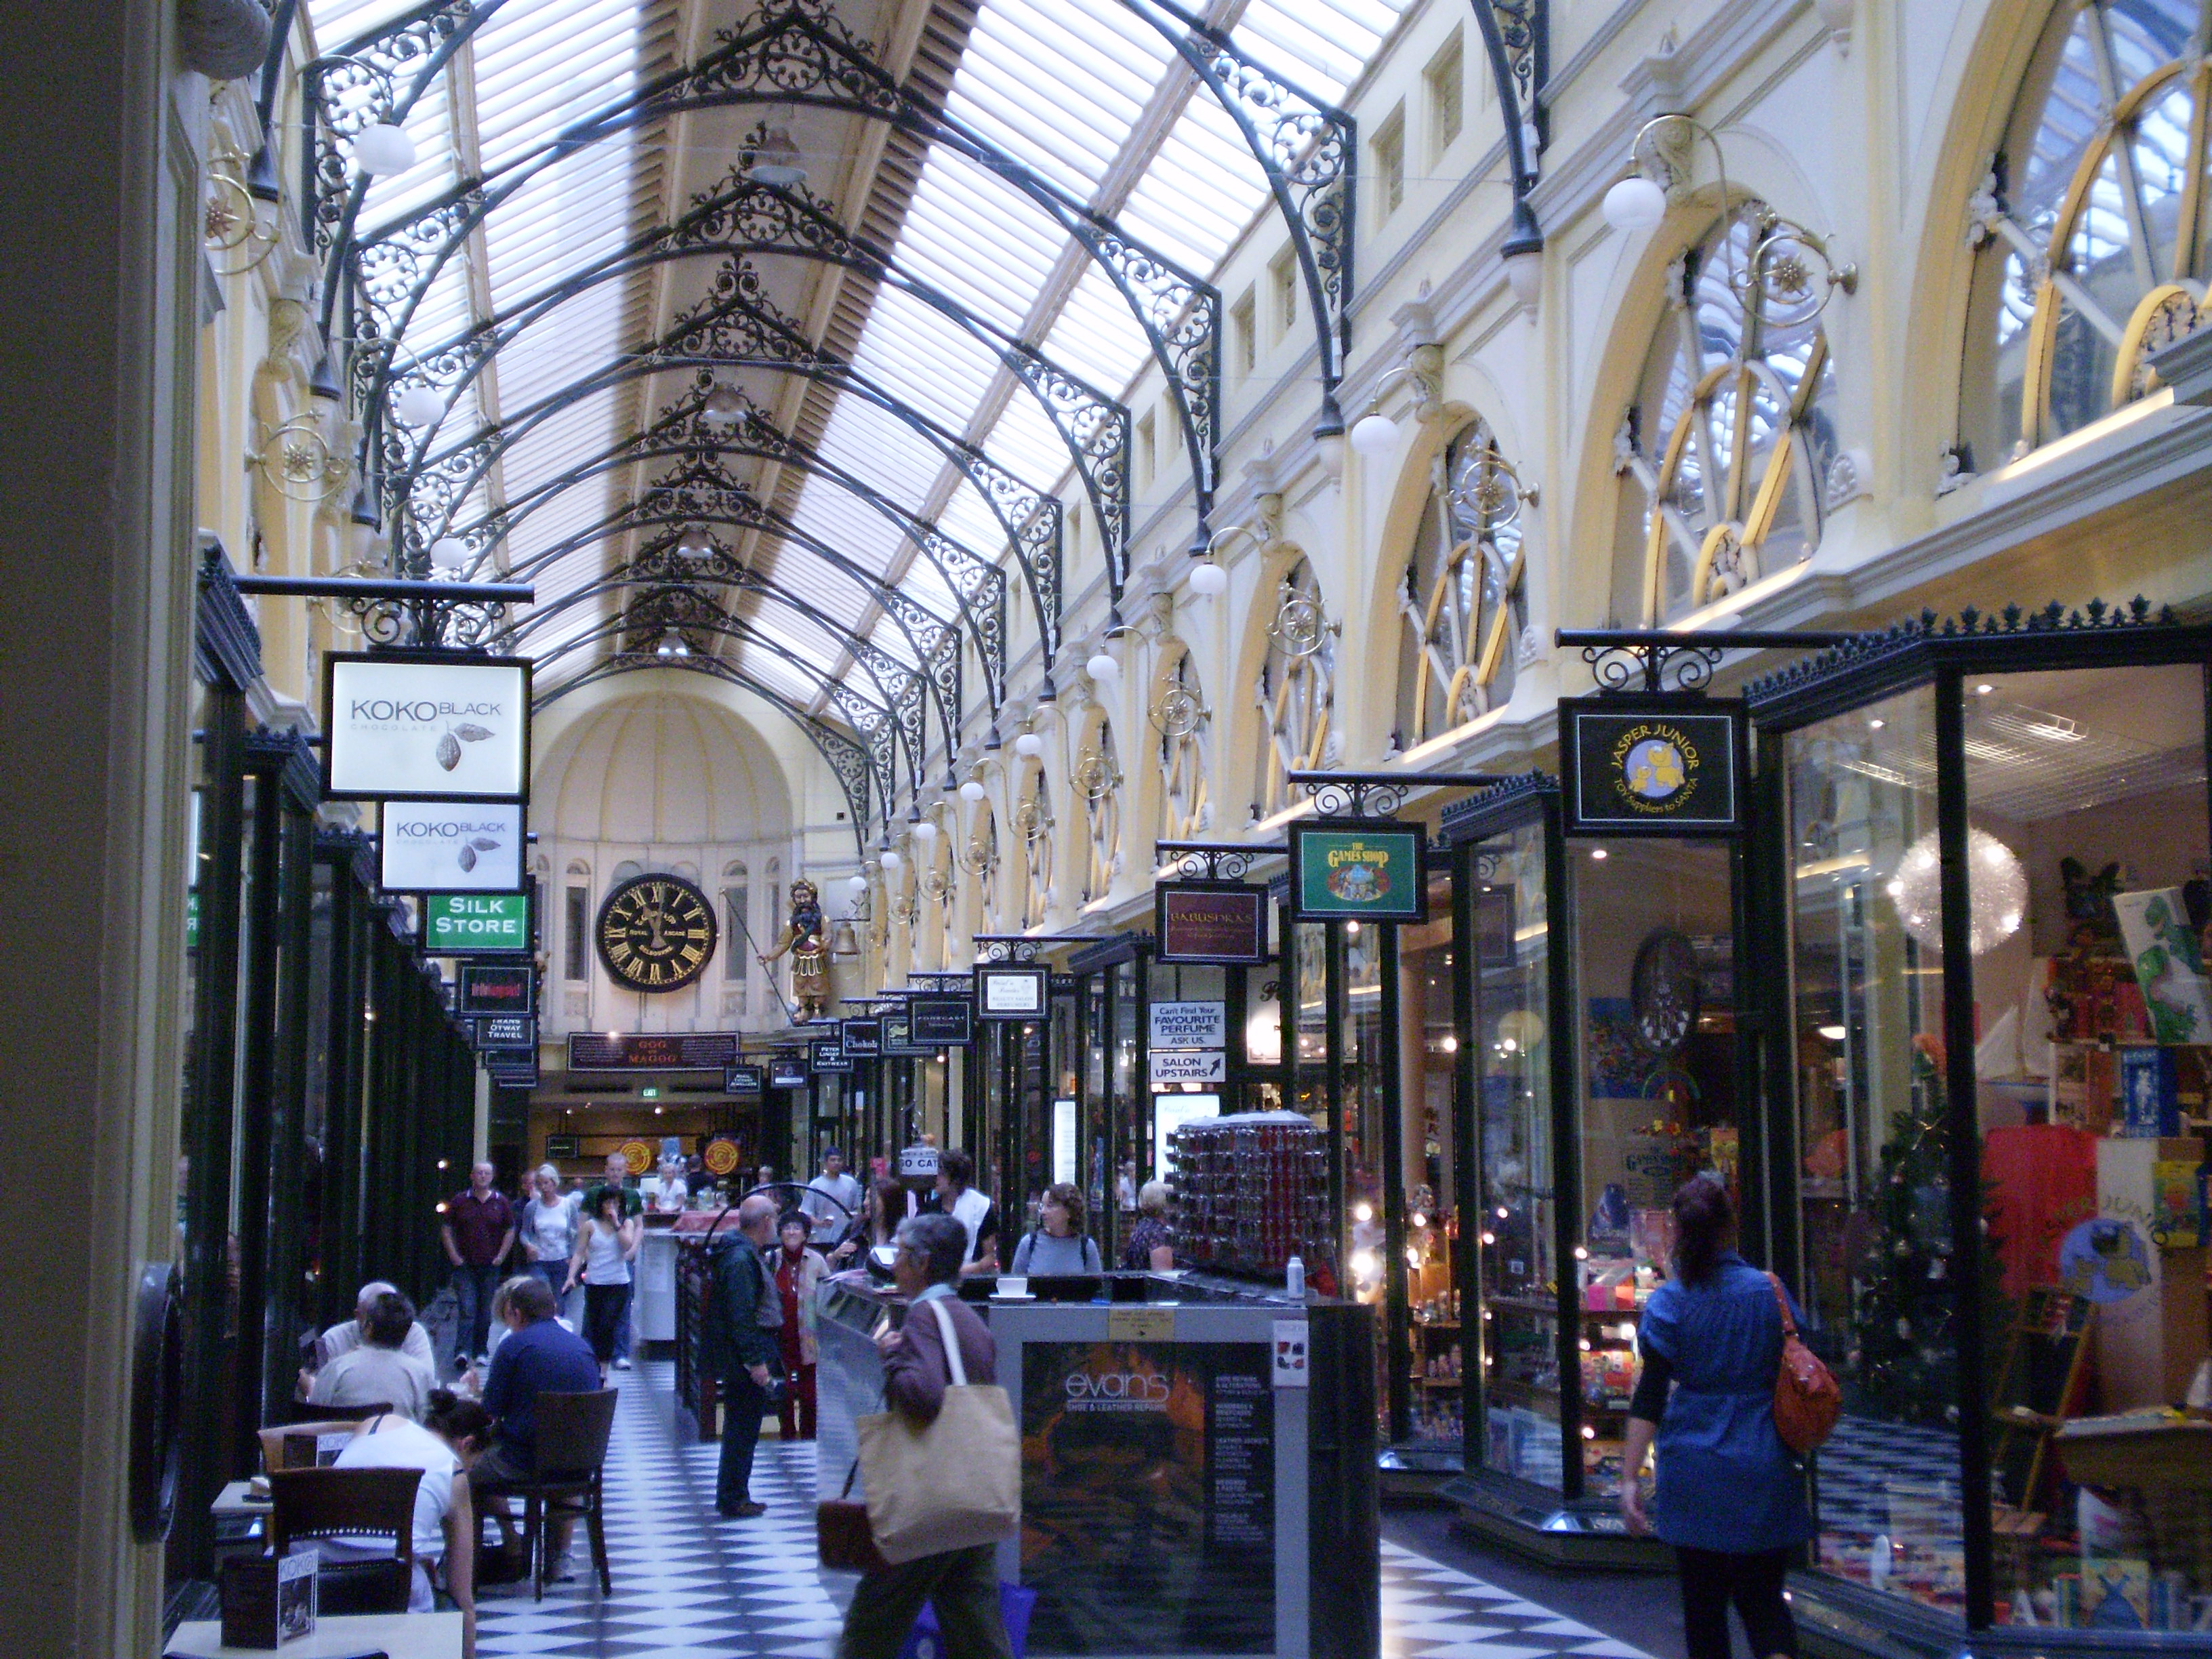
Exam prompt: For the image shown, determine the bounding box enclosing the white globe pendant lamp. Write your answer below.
[880,847,903,872]
[846,874,869,899]
[959,778,987,803]
[1013,731,1044,759]
[428,537,468,573]
[354,121,417,178]
[912,817,939,844]
[1188,560,1228,597]
[393,384,444,428]
[1602,173,1668,232]
[1348,410,1399,458]
[1086,648,1120,684]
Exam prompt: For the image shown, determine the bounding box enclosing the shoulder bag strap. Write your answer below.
[1766,1271,1799,1338]
[927,1296,968,1388]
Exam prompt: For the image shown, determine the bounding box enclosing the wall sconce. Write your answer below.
[1603,113,1856,325]
[1347,351,1443,459]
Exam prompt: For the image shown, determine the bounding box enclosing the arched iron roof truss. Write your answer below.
[308,0,1361,587]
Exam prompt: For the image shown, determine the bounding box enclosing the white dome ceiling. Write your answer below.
[535,692,791,845]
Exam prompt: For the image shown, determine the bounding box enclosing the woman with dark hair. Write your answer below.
[565,1187,638,1380]
[773,1212,830,1439]
[327,1388,494,1650]
[1620,1176,1809,1659]
[829,1174,910,1268]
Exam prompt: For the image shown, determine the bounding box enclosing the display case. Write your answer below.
[1747,607,2212,1648]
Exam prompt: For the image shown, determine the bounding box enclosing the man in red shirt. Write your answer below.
[441,1161,516,1372]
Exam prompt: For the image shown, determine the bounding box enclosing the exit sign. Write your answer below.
[425,891,530,953]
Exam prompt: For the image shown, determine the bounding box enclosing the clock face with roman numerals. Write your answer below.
[596,874,717,992]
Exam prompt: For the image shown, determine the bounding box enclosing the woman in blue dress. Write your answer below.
[1620,1175,1810,1659]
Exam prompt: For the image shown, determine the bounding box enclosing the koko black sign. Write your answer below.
[840,1019,882,1058]
[1562,696,1746,836]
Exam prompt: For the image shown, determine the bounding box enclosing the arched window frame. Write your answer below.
[1016,766,1054,930]
[1963,0,2211,460]
[1152,647,1212,840]
[1613,203,1841,627]
[1076,714,1123,905]
[1397,419,1531,745]
[1252,558,1336,819]
[721,860,750,996]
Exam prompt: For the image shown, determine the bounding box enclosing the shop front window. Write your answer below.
[1965,663,2211,1633]
[1473,819,1561,1490]
[1785,684,1965,1615]
[1573,837,1740,1499]
[1404,867,1461,1449]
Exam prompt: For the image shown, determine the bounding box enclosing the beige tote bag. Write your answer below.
[857,1297,1021,1564]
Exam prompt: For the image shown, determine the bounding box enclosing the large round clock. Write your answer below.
[596,874,718,992]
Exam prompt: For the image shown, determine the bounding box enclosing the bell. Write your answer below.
[830,917,860,957]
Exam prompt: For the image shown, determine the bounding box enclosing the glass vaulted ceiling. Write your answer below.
[315,0,1408,714]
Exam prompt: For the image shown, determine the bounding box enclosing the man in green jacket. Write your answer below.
[703,1192,781,1517]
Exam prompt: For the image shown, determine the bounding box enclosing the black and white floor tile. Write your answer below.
[475,1364,1654,1659]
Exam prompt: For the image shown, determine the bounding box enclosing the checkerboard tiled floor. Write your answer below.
[474,1363,1654,1659]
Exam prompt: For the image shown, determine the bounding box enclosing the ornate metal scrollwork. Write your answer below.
[1148,682,1206,738]
[1073,751,1120,805]
[249,413,349,504]
[1268,590,1328,658]
[1579,640,1722,695]
[1155,842,1276,881]
[1293,774,1408,819]
[203,144,281,276]
[1011,796,1050,845]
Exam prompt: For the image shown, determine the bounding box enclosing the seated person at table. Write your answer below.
[476,1275,577,1371]
[310,1278,436,1374]
[322,1389,491,1653]
[308,1290,436,1420]
[1010,1183,1102,1276]
[472,1275,598,1563]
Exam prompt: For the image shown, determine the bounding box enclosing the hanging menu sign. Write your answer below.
[323,652,531,802]
[975,963,1048,1019]
[1562,695,1746,836]
[382,803,525,892]
[456,963,533,1017]
[1288,821,1427,922]
[565,1031,739,1071]
[424,890,531,952]
[910,995,975,1046]
[1155,882,1269,964]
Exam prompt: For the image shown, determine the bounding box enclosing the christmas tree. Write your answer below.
[1847,1033,1961,1424]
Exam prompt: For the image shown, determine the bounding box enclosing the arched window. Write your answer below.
[1253,558,1336,818]
[1016,769,1054,930]
[1961,0,2207,464]
[1613,205,1841,627]
[1153,649,1210,839]
[721,861,750,996]
[1396,420,1530,745]
[962,807,1002,931]
[563,861,592,983]
[1076,716,1123,905]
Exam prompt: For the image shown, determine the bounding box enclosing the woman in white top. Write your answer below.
[325,1389,491,1654]
[521,1164,579,1309]
[565,1189,638,1379]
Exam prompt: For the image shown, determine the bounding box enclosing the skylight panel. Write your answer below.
[1038,263,1152,390]
[981,396,1070,489]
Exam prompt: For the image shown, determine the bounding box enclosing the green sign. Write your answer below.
[424,891,530,953]
[186,890,199,951]
[1290,823,1425,922]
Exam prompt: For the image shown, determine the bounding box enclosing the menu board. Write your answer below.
[1020,1340,1273,1654]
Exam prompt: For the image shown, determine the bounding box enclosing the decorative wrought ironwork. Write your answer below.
[312,0,1220,575]
[1255,559,1335,817]
[203,140,282,276]
[1742,600,2179,705]
[1399,420,1530,743]
[1126,0,1349,434]
[249,413,348,504]
[1154,842,1282,880]
[1435,771,1555,844]
[1471,0,1548,256]
[1291,773,1409,819]
[974,936,1045,964]
[1148,680,1205,739]
[1559,628,1849,695]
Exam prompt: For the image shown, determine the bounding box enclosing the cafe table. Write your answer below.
[165,1610,464,1658]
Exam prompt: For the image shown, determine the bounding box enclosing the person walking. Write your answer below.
[773,1213,829,1439]
[441,1162,516,1372]
[1009,1183,1101,1276]
[587,1153,644,1369]
[838,1212,1013,1659]
[520,1165,580,1315]
[800,1149,863,1244]
[1619,1176,1810,1659]
[701,1193,781,1517]
[565,1188,639,1382]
